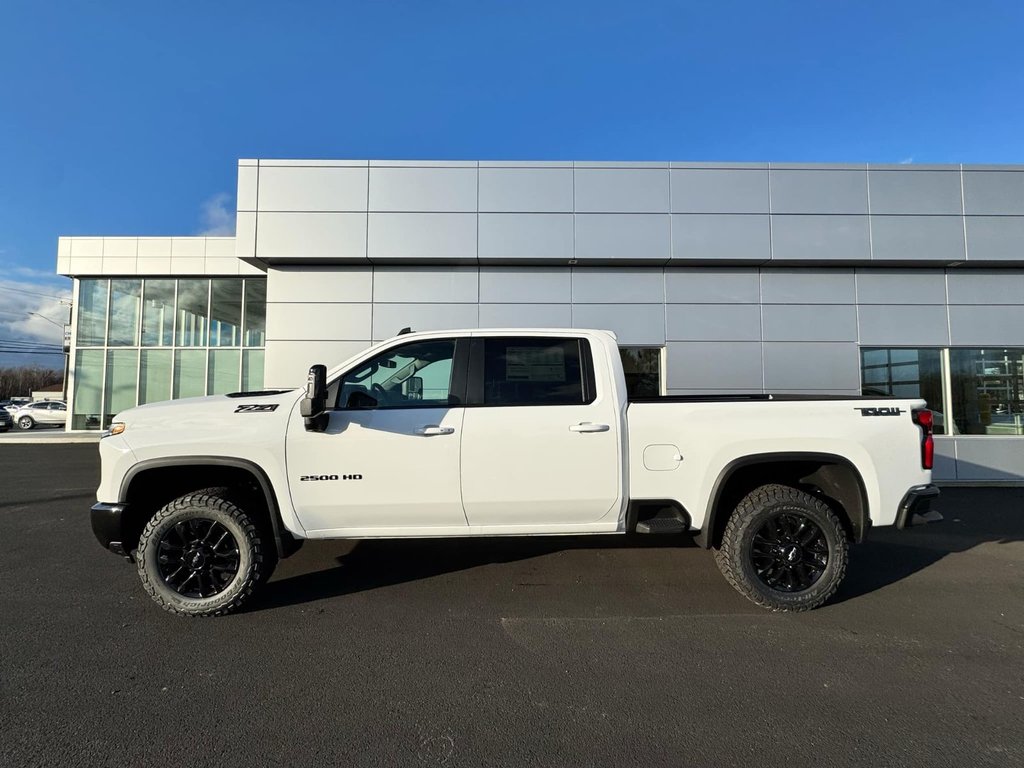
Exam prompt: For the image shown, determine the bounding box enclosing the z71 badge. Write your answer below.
[234,404,279,413]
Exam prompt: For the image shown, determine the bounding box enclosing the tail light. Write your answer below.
[912,409,934,470]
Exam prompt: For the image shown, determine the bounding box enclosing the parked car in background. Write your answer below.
[1,398,31,414]
[14,401,68,430]
[0,409,12,432]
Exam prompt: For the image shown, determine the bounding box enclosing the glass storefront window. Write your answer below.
[104,349,139,427]
[860,348,946,434]
[950,348,1024,436]
[76,279,108,346]
[176,279,209,347]
[619,347,662,398]
[72,349,104,430]
[208,349,241,394]
[173,349,206,399]
[242,349,265,391]
[142,280,175,346]
[139,349,172,405]
[210,279,243,347]
[68,276,265,428]
[244,280,266,347]
[107,279,141,346]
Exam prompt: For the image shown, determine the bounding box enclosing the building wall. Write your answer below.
[263,263,1024,482]
[236,159,1024,267]
[56,161,1024,483]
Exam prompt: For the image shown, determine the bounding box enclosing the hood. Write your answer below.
[113,389,302,434]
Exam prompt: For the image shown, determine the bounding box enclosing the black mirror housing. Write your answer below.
[301,364,329,432]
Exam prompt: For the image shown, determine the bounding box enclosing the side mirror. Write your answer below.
[300,364,329,432]
[405,376,423,400]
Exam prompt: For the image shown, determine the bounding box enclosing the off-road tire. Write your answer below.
[136,490,265,617]
[182,487,278,585]
[17,416,34,430]
[715,483,848,612]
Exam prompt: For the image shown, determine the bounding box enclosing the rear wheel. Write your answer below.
[18,416,34,430]
[136,490,267,617]
[715,484,848,612]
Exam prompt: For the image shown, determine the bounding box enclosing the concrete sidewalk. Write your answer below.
[0,429,100,444]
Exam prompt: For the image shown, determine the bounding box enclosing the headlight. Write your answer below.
[101,422,126,438]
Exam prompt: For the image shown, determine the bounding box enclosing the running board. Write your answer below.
[635,517,689,535]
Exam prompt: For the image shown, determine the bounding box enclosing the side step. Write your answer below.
[635,517,689,534]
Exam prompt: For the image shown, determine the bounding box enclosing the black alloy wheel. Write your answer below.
[135,489,266,617]
[714,483,849,612]
[156,518,241,598]
[750,513,829,592]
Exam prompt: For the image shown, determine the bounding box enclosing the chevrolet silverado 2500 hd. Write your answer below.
[92,328,939,616]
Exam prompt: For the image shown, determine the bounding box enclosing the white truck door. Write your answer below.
[285,338,469,534]
[460,336,621,527]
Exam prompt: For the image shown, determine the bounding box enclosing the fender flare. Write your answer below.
[697,451,870,548]
[120,456,289,559]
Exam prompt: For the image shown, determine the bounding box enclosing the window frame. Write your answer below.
[466,336,597,408]
[331,337,469,411]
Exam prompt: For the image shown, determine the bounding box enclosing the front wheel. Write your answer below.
[715,484,848,612]
[136,491,267,617]
[18,416,34,430]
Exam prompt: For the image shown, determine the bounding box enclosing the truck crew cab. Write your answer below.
[92,328,939,617]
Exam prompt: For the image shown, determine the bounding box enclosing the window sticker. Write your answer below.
[505,346,566,382]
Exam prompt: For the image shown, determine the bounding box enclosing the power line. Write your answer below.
[0,285,69,301]
[0,349,65,356]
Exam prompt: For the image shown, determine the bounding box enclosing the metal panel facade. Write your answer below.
[57,159,1024,482]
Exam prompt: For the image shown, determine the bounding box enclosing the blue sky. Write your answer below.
[0,0,1022,364]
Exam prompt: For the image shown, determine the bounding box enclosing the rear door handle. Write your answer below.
[415,425,455,436]
[569,422,610,433]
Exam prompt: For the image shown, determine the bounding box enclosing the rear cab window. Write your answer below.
[473,337,596,406]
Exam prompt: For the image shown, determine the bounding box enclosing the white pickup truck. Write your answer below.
[92,328,939,617]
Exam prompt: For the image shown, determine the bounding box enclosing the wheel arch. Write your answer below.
[697,452,870,549]
[119,456,295,560]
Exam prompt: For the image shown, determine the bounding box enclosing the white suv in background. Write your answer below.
[14,401,68,430]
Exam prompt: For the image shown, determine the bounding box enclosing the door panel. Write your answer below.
[460,404,620,526]
[287,407,466,532]
[460,336,621,527]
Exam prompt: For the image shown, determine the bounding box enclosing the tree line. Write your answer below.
[0,366,63,400]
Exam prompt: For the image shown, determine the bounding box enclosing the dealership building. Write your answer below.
[56,159,1024,481]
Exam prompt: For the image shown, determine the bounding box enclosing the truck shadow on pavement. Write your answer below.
[251,487,1024,613]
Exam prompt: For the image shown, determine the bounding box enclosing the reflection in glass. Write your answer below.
[176,279,209,347]
[77,280,108,346]
[208,349,241,394]
[242,350,265,391]
[173,349,206,399]
[950,348,1024,436]
[210,279,243,347]
[860,348,946,434]
[107,279,141,346]
[72,349,104,430]
[104,349,139,427]
[142,280,175,346]
[619,347,662,397]
[243,280,266,347]
[139,349,172,405]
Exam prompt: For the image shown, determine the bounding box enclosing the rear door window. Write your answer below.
[479,337,593,406]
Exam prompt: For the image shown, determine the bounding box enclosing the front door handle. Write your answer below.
[569,422,610,433]
[415,425,455,436]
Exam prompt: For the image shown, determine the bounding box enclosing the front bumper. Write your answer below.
[91,502,132,559]
[895,484,942,530]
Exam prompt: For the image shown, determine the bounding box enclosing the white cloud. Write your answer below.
[198,192,236,236]
[899,157,914,165]
[0,276,73,369]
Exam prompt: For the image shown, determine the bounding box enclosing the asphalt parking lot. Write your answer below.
[1,445,1022,767]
